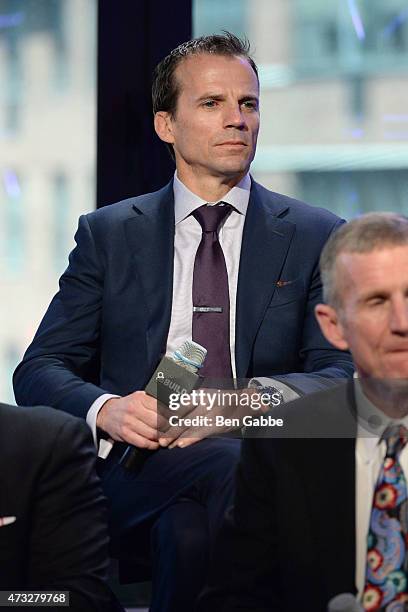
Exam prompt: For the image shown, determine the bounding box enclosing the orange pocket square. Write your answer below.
[276,280,293,288]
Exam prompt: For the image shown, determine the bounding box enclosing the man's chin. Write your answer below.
[213,161,251,178]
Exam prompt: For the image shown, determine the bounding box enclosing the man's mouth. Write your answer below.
[217,141,247,146]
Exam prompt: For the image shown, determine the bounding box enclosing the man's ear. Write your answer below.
[154,111,175,144]
[314,303,349,351]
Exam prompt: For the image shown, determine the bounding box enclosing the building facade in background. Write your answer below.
[194,0,408,214]
[0,0,96,402]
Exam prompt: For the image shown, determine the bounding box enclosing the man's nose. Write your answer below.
[390,296,408,334]
[223,104,246,129]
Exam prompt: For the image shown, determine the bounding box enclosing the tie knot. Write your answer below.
[383,424,408,458]
[192,203,232,233]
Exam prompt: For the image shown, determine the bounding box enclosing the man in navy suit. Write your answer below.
[13,33,353,611]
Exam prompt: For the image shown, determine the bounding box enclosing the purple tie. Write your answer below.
[192,204,233,380]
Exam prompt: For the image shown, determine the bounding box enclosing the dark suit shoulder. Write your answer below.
[0,403,92,458]
[85,180,173,226]
[0,401,84,429]
[252,180,344,227]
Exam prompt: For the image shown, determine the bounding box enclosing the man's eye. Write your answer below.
[202,100,217,108]
[242,101,257,110]
[368,297,386,306]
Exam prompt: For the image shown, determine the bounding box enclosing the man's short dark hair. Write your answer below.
[152,31,259,117]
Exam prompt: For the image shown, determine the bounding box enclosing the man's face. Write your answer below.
[154,53,260,183]
[317,246,408,380]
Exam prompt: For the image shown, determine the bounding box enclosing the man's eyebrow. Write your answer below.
[196,93,225,101]
[361,286,408,300]
[359,289,389,302]
[240,95,259,104]
[195,93,259,102]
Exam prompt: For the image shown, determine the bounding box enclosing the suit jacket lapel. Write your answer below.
[235,181,294,378]
[124,182,175,371]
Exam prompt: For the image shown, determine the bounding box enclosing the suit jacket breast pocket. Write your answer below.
[267,278,305,308]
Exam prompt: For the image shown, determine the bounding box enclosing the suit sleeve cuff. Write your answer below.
[86,393,120,450]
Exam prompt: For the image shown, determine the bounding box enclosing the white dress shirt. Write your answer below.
[166,171,250,373]
[355,382,408,598]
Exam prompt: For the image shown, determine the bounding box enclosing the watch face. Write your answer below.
[261,386,284,407]
[250,383,284,407]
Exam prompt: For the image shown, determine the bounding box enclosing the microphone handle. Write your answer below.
[118,356,202,472]
[119,445,153,471]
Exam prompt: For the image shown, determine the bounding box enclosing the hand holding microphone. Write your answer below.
[96,390,164,450]
[96,340,207,462]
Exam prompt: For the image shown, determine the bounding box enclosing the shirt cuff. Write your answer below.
[248,377,300,403]
[86,393,120,457]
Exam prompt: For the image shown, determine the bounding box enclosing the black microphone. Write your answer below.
[119,340,207,471]
[327,593,363,612]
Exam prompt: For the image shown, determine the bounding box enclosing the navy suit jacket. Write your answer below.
[13,179,353,418]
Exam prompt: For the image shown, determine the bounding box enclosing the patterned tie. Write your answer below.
[192,203,233,380]
[363,425,408,611]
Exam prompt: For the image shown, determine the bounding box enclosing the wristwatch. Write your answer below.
[250,381,284,408]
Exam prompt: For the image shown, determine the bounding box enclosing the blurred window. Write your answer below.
[3,169,24,274]
[0,0,96,402]
[52,172,70,272]
[193,0,408,218]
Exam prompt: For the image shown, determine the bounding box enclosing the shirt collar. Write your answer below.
[355,380,408,461]
[173,171,251,224]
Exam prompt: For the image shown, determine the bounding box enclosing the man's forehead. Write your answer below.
[337,245,408,267]
[335,246,408,293]
[174,53,257,85]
